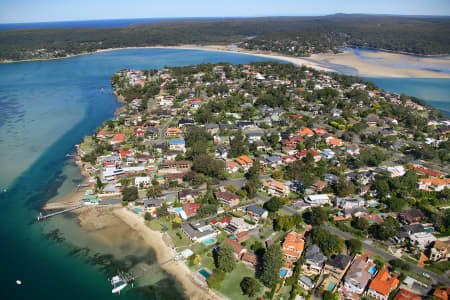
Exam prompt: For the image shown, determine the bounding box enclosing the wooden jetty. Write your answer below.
[37,205,84,221]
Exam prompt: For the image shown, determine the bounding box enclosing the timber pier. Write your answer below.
[37,205,84,221]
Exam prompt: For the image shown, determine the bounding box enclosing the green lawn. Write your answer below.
[425,260,450,275]
[148,218,191,248]
[220,263,264,300]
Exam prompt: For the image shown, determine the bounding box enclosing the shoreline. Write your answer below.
[3,44,450,78]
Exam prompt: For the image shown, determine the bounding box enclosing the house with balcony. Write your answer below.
[215,191,240,207]
[303,244,327,275]
[282,232,305,263]
[366,269,400,300]
[264,180,290,197]
[321,254,352,292]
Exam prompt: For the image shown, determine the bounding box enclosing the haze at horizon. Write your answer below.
[1,0,450,23]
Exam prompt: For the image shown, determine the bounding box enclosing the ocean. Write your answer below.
[0,48,449,300]
[0,18,221,31]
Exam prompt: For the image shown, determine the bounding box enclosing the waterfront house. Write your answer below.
[181,220,217,242]
[223,238,246,258]
[110,133,125,145]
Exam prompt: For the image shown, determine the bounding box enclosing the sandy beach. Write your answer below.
[4,44,449,79]
[309,50,450,78]
[113,208,225,300]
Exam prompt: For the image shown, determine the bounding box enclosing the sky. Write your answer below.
[1,0,449,23]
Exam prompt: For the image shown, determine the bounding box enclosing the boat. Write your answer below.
[101,88,104,93]
[16,280,22,285]
[112,283,127,294]
[110,275,122,285]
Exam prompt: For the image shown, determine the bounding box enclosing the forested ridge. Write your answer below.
[1,14,449,61]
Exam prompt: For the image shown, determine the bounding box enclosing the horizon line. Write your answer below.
[2,13,450,25]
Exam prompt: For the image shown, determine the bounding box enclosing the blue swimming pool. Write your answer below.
[280,269,287,277]
[368,266,377,275]
[203,238,215,245]
[134,208,143,213]
[174,208,183,213]
[199,269,211,279]
[326,282,336,291]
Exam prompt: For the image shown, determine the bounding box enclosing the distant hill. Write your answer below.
[0,15,449,61]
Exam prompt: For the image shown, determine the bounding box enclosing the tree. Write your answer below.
[207,269,226,290]
[351,217,369,231]
[217,242,236,272]
[230,130,248,156]
[311,226,343,257]
[309,206,329,225]
[240,277,261,298]
[260,244,284,287]
[156,202,169,218]
[244,179,259,199]
[346,238,362,256]
[146,185,162,198]
[198,204,218,218]
[122,186,138,202]
[144,212,152,221]
[264,196,283,213]
[323,291,340,300]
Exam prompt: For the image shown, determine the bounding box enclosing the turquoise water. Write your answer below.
[198,269,211,279]
[203,238,216,245]
[368,266,377,275]
[0,48,279,300]
[366,77,450,116]
[280,269,288,277]
[134,208,143,213]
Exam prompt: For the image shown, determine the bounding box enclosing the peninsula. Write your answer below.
[54,61,450,299]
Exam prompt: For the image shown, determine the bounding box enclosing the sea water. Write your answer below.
[0,48,449,300]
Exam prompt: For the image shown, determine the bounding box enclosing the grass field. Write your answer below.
[220,263,264,300]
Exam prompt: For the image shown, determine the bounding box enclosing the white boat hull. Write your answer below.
[112,283,127,294]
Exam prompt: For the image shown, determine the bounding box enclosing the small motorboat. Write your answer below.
[112,283,127,294]
[16,280,22,285]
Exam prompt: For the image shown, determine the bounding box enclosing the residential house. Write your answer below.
[165,127,183,136]
[433,289,450,300]
[215,146,229,159]
[322,254,352,292]
[298,275,315,291]
[304,194,330,206]
[335,196,365,210]
[169,139,186,153]
[182,203,200,218]
[366,114,381,127]
[215,191,240,207]
[303,244,327,275]
[178,189,199,203]
[398,209,426,225]
[264,180,290,197]
[224,217,249,234]
[245,205,268,221]
[393,289,421,300]
[418,178,450,192]
[361,213,384,225]
[241,252,258,268]
[226,160,240,173]
[325,173,340,185]
[298,128,314,137]
[235,231,250,244]
[366,270,400,300]
[247,132,265,142]
[135,176,151,187]
[430,240,450,262]
[159,160,191,174]
[282,232,305,263]
[181,220,217,242]
[297,150,321,162]
[409,165,443,178]
[97,130,114,139]
[326,137,344,147]
[110,133,125,145]
[223,238,247,258]
[235,155,253,170]
[342,254,376,295]
[265,155,283,168]
[312,179,326,192]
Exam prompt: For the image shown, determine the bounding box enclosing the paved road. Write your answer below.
[323,224,450,286]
